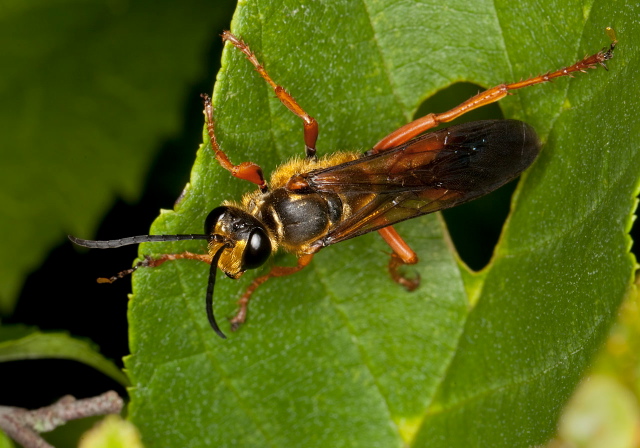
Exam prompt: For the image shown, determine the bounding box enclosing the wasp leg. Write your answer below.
[222,31,319,159]
[230,254,314,331]
[97,252,211,283]
[202,93,267,190]
[378,227,420,291]
[371,35,617,152]
[369,33,617,263]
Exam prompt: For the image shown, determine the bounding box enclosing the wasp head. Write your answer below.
[68,205,274,339]
[204,206,272,278]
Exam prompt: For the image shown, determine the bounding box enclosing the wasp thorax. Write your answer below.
[204,206,272,278]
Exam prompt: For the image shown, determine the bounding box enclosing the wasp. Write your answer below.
[70,29,617,338]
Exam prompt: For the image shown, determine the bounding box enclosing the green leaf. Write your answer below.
[0,0,232,313]
[0,430,14,448]
[553,375,640,446]
[126,0,639,446]
[79,415,144,448]
[0,325,128,387]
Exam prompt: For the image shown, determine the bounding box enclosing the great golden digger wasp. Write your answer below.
[70,28,617,338]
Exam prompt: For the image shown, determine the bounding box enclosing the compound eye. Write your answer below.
[242,227,271,270]
[204,206,229,235]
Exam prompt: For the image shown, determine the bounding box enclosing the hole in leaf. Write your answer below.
[414,82,517,271]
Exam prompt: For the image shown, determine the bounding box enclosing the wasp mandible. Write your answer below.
[70,29,617,338]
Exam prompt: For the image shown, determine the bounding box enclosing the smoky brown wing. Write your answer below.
[307,119,541,247]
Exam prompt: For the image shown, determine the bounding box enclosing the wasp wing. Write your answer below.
[304,120,541,248]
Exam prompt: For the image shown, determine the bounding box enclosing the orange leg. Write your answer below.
[371,34,616,152]
[222,31,319,158]
[202,93,267,190]
[378,226,420,291]
[97,252,212,284]
[230,254,314,330]
[372,30,616,286]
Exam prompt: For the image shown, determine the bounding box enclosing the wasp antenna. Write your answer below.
[206,245,228,339]
[68,234,215,249]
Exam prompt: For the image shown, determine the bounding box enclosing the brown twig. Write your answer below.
[0,391,123,448]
